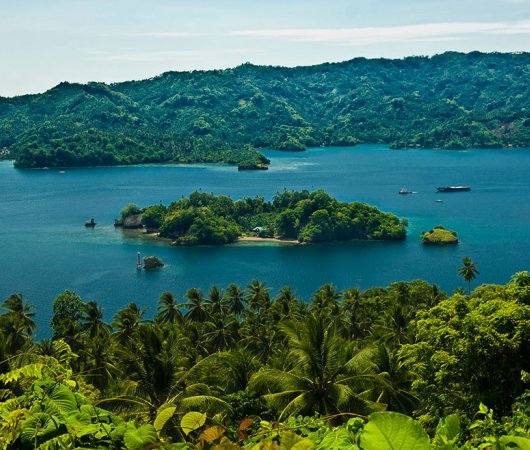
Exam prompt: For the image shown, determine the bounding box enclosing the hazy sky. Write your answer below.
[2,0,530,96]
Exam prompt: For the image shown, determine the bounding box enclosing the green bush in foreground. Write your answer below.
[3,273,530,447]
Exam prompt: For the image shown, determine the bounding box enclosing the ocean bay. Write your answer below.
[1,144,529,335]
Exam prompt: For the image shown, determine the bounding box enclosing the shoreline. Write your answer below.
[236,236,303,245]
[8,144,530,171]
[120,227,303,246]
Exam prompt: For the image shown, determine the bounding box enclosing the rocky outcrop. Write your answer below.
[143,256,164,270]
[123,214,143,228]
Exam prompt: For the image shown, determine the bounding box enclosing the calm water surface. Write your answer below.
[1,145,529,335]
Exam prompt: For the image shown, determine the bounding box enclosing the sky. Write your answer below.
[1,0,530,97]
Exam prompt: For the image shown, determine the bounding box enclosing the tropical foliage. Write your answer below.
[134,189,407,244]
[2,273,530,447]
[2,52,529,168]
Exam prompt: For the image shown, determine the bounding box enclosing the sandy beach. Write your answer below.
[236,236,303,245]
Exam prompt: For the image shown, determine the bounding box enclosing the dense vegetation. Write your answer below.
[132,190,407,245]
[422,225,458,245]
[1,51,529,168]
[2,270,530,448]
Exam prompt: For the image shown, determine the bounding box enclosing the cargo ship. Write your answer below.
[436,186,471,192]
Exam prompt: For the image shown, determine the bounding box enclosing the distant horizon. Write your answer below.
[3,49,529,99]
[1,0,529,97]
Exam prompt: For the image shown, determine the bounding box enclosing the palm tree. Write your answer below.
[458,256,479,295]
[35,338,57,357]
[0,294,36,355]
[182,288,208,322]
[156,291,182,325]
[81,301,112,339]
[1,293,36,335]
[249,315,386,418]
[205,285,226,317]
[239,315,278,362]
[245,279,270,312]
[275,286,297,316]
[339,288,364,339]
[80,335,118,391]
[392,282,411,307]
[311,284,341,316]
[224,283,246,317]
[269,286,303,322]
[372,345,418,415]
[202,315,239,352]
[0,317,28,355]
[100,325,228,421]
[113,303,146,345]
[373,303,412,348]
[186,349,260,393]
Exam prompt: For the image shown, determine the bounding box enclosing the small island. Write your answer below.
[118,204,143,228]
[118,190,407,246]
[237,153,271,171]
[422,225,458,245]
[237,161,268,171]
[143,256,164,270]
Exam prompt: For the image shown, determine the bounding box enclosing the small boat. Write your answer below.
[399,188,416,195]
[435,199,444,203]
[437,186,471,192]
[85,218,96,228]
[59,170,65,174]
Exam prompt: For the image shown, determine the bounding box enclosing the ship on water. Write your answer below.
[437,186,471,192]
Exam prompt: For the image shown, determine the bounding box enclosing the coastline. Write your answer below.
[236,236,303,245]
[10,144,530,171]
[121,227,303,246]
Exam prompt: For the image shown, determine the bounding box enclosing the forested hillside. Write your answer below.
[1,51,529,168]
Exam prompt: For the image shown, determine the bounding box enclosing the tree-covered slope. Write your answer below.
[1,51,529,168]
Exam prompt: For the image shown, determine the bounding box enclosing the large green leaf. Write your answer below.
[316,428,358,450]
[500,435,530,450]
[180,411,206,436]
[279,432,315,450]
[36,433,75,449]
[199,425,225,443]
[434,414,460,448]
[46,383,78,415]
[124,424,158,450]
[154,405,177,433]
[66,410,91,428]
[360,412,430,450]
[20,412,63,447]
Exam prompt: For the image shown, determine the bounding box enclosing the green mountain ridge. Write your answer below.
[1,51,529,168]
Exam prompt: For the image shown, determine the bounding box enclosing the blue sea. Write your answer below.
[1,145,529,336]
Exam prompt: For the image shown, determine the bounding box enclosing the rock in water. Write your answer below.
[123,214,143,228]
[143,256,164,270]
